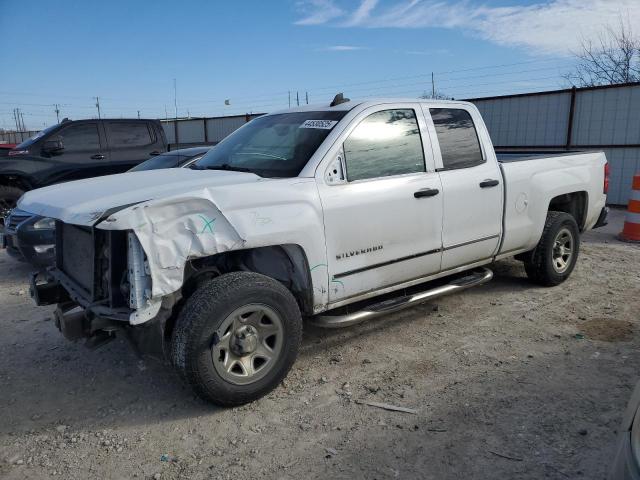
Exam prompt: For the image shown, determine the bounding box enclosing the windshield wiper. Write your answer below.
[199,164,253,173]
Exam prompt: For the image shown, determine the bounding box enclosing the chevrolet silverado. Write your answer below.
[24,95,609,406]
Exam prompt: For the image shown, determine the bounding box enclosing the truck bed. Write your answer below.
[496,150,597,163]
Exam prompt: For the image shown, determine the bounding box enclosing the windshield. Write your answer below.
[15,124,60,149]
[194,111,347,177]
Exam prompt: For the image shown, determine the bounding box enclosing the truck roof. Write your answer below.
[270,97,475,115]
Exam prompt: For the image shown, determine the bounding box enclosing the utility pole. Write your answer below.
[305,91,309,105]
[137,110,140,119]
[164,105,168,121]
[173,79,178,119]
[431,72,435,98]
[20,110,26,131]
[94,97,101,119]
[288,91,291,108]
[54,104,60,123]
[296,91,299,106]
[13,108,19,131]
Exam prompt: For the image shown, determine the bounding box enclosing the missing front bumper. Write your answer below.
[30,271,70,306]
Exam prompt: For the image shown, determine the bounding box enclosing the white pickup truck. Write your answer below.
[26,95,609,406]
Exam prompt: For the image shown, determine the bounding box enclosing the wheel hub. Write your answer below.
[551,227,574,274]
[230,325,258,356]
[211,304,285,386]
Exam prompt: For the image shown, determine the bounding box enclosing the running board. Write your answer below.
[309,267,493,329]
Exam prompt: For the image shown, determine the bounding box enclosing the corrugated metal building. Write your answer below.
[469,82,640,205]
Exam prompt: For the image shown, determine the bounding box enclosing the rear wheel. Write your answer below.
[0,185,25,220]
[171,271,302,406]
[524,211,580,286]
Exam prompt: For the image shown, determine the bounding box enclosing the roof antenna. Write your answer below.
[330,93,350,107]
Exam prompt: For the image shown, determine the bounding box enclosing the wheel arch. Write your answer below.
[0,173,33,192]
[547,191,588,231]
[163,244,315,342]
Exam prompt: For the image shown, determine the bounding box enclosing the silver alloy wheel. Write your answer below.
[552,227,574,274]
[211,304,284,386]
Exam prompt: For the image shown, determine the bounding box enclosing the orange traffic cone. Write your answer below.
[620,174,640,242]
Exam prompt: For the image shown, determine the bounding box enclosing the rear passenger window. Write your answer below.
[430,108,484,170]
[107,123,153,147]
[343,109,425,181]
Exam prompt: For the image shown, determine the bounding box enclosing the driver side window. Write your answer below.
[55,123,100,151]
[343,109,425,182]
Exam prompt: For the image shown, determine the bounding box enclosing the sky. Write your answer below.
[1,0,638,130]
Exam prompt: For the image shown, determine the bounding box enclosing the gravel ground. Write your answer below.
[0,208,638,480]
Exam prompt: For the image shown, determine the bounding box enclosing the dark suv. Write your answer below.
[2,146,210,267]
[0,118,167,216]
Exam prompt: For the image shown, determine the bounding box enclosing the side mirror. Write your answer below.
[42,139,64,155]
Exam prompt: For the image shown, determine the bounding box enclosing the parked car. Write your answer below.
[1,147,210,267]
[608,381,640,479]
[0,143,17,157]
[0,118,167,217]
[27,95,609,406]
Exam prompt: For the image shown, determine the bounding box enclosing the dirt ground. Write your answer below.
[1,208,638,480]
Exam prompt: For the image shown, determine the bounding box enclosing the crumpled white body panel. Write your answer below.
[18,168,332,314]
[100,194,245,297]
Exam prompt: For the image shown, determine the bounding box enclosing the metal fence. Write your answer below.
[160,113,264,149]
[0,130,40,144]
[468,82,640,205]
[3,82,639,204]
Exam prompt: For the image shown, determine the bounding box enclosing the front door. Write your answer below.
[47,121,111,183]
[317,105,443,304]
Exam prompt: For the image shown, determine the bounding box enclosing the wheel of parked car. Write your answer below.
[524,211,580,287]
[171,271,303,406]
[0,185,25,219]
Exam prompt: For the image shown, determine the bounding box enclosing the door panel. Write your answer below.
[320,173,443,302]
[438,163,502,270]
[46,122,112,182]
[426,107,503,270]
[317,105,443,303]
[105,121,157,171]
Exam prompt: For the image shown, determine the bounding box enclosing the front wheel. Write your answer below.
[524,211,580,286]
[171,271,302,406]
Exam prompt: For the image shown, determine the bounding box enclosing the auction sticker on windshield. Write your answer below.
[299,120,338,129]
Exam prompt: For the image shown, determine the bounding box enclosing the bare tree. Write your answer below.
[564,17,640,87]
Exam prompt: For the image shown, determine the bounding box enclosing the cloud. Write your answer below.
[323,45,366,51]
[294,0,344,25]
[294,0,640,55]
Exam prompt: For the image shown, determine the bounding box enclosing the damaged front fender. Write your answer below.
[99,194,245,299]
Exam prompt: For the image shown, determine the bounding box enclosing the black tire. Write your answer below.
[0,185,25,219]
[524,211,580,286]
[171,271,302,407]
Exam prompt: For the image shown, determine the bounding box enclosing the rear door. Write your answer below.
[317,104,443,304]
[424,105,503,271]
[105,121,160,171]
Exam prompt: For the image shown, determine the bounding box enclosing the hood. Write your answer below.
[18,168,261,225]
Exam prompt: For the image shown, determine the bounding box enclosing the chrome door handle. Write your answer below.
[90,154,105,160]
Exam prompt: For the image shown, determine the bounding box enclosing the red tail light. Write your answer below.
[603,162,610,194]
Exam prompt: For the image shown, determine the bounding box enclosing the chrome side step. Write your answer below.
[309,267,493,328]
